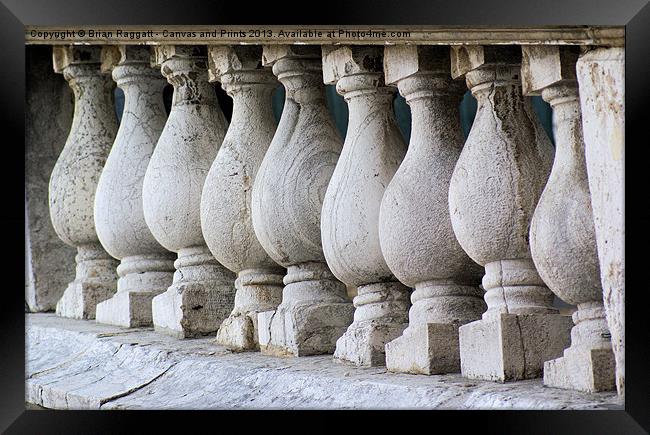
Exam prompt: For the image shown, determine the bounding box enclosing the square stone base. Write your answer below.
[544,347,616,393]
[334,319,408,367]
[459,313,572,382]
[216,311,259,352]
[385,323,460,375]
[258,302,354,357]
[95,290,162,328]
[55,280,116,320]
[152,282,234,339]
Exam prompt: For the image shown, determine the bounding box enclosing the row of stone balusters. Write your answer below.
[48,43,624,396]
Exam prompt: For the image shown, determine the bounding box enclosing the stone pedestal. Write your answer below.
[522,46,615,392]
[201,46,285,351]
[54,244,118,319]
[94,46,176,328]
[459,312,573,381]
[448,46,571,382]
[321,46,410,367]
[151,247,236,338]
[251,46,353,357]
[142,45,236,338]
[543,304,616,392]
[380,46,486,375]
[385,322,460,375]
[94,283,158,328]
[49,46,119,319]
[576,47,625,397]
[257,262,353,356]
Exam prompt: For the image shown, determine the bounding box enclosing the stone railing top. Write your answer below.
[29,26,624,47]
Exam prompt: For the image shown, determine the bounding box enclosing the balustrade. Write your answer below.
[43,40,624,395]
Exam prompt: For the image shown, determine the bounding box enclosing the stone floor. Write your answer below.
[25,313,623,410]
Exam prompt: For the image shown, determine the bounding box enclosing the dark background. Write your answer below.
[3,0,649,433]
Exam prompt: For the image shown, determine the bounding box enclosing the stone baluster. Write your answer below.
[521,45,615,392]
[93,46,176,328]
[201,46,285,351]
[26,45,76,313]
[576,47,625,396]
[321,46,410,367]
[448,45,572,382]
[142,45,236,338]
[380,46,486,375]
[252,46,353,357]
[49,46,119,319]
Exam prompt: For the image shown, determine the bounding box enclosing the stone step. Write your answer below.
[26,313,622,410]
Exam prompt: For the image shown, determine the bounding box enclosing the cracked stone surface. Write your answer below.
[25,313,622,410]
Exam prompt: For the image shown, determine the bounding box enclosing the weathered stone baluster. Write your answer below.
[522,45,615,392]
[576,47,625,396]
[252,46,353,357]
[94,46,176,328]
[26,45,76,313]
[321,46,410,367]
[142,45,236,338]
[201,46,285,351]
[49,46,119,319]
[380,46,486,375]
[448,45,572,382]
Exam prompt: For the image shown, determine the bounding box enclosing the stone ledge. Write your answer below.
[25,313,623,410]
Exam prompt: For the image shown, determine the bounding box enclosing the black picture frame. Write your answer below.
[4,0,649,432]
